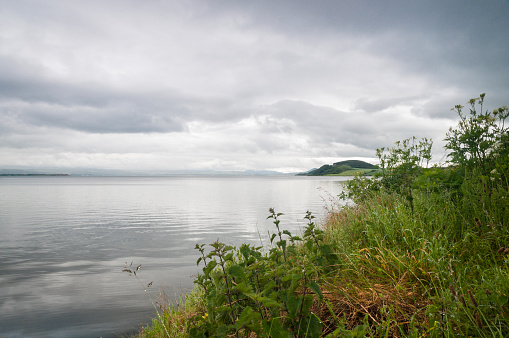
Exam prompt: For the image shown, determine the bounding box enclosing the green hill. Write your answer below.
[298,160,379,176]
[333,160,378,169]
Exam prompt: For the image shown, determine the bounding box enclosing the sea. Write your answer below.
[0,175,349,337]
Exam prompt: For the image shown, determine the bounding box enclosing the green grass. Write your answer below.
[130,95,509,336]
[326,168,381,176]
[132,184,508,337]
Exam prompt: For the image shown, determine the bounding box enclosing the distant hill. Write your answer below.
[333,160,378,169]
[0,168,290,177]
[298,160,378,176]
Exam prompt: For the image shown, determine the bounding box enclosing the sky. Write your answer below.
[1,0,508,173]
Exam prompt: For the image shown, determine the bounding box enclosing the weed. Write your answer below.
[188,209,333,337]
[123,262,171,338]
[131,94,509,337]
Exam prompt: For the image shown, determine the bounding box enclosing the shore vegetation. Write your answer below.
[128,94,508,337]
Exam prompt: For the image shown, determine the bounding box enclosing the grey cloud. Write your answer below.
[261,100,448,152]
[0,0,508,171]
[236,0,509,103]
[353,96,421,113]
[0,88,190,134]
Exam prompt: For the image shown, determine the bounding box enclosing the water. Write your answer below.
[0,175,348,337]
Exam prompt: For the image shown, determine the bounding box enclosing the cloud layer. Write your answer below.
[1,0,508,172]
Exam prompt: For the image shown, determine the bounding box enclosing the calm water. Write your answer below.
[0,175,348,337]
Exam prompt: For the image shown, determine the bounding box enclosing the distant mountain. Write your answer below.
[298,160,378,176]
[0,167,290,177]
[240,170,287,176]
[0,168,70,175]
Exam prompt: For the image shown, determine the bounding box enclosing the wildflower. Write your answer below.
[202,313,209,319]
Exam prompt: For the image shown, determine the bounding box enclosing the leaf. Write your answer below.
[236,306,262,333]
[286,294,300,319]
[224,252,234,262]
[228,264,246,281]
[302,294,314,313]
[259,296,282,308]
[277,239,287,251]
[239,244,251,260]
[299,313,322,338]
[308,280,323,303]
[263,317,287,338]
[235,282,254,296]
[263,280,277,294]
[203,260,217,275]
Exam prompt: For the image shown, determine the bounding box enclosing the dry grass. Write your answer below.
[314,278,430,337]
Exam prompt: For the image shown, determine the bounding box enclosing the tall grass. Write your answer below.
[130,94,508,336]
[321,186,509,337]
[132,191,506,337]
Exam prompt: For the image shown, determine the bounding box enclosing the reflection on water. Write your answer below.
[0,176,347,337]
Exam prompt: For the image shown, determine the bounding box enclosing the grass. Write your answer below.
[327,168,381,176]
[128,95,509,336]
[129,183,509,337]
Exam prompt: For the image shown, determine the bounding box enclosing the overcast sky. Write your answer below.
[1,0,508,172]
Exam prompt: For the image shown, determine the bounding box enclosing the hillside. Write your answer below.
[333,160,378,169]
[298,159,378,176]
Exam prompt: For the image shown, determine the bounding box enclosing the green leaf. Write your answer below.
[234,282,253,295]
[263,317,288,338]
[278,240,287,252]
[203,260,217,275]
[308,280,323,302]
[259,296,282,308]
[299,313,322,338]
[302,294,314,313]
[263,280,277,294]
[286,294,300,319]
[239,244,251,260]
[224,252,234,262]
[237,306,262,333]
